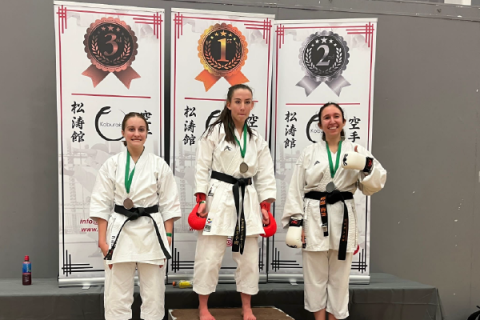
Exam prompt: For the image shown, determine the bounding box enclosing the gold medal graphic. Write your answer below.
[196,23,249,91]
[82,17,140,89]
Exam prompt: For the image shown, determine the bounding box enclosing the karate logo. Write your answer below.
[306,114,321,143]
[83,17,140,88]
[95,106,123,141]
[297,31,350,96]
[196,23,249,91]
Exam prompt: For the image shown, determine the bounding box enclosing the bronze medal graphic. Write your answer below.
[83,17,140,88]
[196,23,249,91]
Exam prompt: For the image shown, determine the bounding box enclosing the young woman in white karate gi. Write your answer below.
[283,102,386,320]
[192,84,276,320]
[90,112,181,320]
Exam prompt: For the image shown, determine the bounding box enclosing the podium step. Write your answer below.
[168,307,294,320]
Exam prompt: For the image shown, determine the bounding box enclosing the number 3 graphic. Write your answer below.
[103,33,118,57]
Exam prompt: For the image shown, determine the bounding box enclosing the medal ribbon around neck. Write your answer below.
[232,122,247,159]
[125,150,136,194]
[232,122,249,173]
[326,140,342,178]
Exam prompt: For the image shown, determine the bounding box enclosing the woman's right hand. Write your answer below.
[197,202,208,218]
[99,242,113,269]
[99,241,109,257]
[301,229,305,246]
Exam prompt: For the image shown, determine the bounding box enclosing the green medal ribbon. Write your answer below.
[125,150,136,194]
[232,123,247,159]
[326,140,342,178]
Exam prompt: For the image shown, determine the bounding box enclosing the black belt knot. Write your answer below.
[326,190,347,204]
[211,171,252,185]
[114,205,153,220]
[211,170,252,254]
[305,190,353,261]
[104,204,171,261]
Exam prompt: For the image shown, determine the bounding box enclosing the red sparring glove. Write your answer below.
[188,193,207,230]
[260,201,277,238]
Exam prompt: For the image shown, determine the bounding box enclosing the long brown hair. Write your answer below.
[205,84,254,145]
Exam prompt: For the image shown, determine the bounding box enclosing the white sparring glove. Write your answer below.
[342,151,374,173]
[285,218,303,248]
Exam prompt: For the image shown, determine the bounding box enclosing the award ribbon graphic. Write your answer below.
[297,31,350,96]
[196,23,249,91]
[83,17,140,89]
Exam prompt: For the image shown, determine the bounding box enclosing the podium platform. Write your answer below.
[0,273,444,320]
[168,307,294,320]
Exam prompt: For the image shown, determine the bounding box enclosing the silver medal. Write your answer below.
[240,162,249,173]
[326,182,336,193]
[123,198,134,210]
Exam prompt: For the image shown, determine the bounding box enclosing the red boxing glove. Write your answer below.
[188,193,207,230]
[260,201,277,238]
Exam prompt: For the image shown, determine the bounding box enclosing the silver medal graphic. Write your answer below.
[297,31,350,96]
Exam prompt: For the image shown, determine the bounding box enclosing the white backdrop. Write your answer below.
[271,19,378,282]
[54,1,164,285]
[169,8,274,279]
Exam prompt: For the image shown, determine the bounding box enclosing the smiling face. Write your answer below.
[226,88,254,128]
[121,115,148,150]
[318,104,346,140]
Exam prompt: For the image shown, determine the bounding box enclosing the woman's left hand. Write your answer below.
[261,207,270,225]
[159,237,171,269]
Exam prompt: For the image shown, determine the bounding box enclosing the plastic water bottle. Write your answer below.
[22,255,31,285]
[172,280,193,288]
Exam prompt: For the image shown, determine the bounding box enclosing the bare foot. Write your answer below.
[242,307,256,320]
[199,307,215,320]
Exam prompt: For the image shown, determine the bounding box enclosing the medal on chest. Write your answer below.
[326,141,342,192]
[326,181,336,193]
[233,123,249,174]
[123,198,134,210]
[239,162,248,173]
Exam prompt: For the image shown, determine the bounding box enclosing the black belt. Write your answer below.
[305,190,353,261]
[211,171,252,254]
[104,204,171,261]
